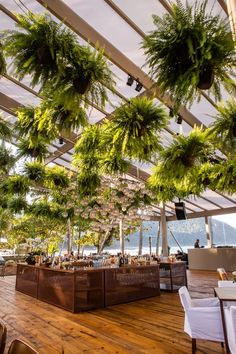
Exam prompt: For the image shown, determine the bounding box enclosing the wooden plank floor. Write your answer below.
[0,270,226,354]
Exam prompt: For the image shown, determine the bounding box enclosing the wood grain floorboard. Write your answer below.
[0,270,226,354]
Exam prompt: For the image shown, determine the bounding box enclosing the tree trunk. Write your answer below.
[67,218,71,254]
[77,229,81,256]
[156,221,161,255]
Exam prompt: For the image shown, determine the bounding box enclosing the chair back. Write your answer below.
[217,268,228,280]
[218,280,236,287]
[8,339,38,354]
[178,286,192,310]
[0,321,7,354]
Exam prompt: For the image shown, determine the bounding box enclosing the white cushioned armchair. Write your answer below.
[178,286,224,354]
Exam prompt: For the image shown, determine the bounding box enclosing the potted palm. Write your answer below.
[143,0,236,111]
[107,96,168,161]
[4,12,78,88]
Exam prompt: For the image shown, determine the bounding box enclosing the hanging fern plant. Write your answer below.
[77,171,101,197]
[4,12,78,88]
[44,166,70,190]
[7,196,28,214]
[0,146,15,174]
[107,96,168,161]
[208,99,236,154]
[44,45,116,109]
[157,127,213,180]
[17,137,49,162]
[143,0,236,112]
[23,161,46,183]
[3,175,30,195]
[0,42,6,76]
[0,114,11,141]
[208,158,236,194]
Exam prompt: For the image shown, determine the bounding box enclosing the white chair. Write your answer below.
[224,306,236,354]
[178,286,224,354]
[218,280,236,288]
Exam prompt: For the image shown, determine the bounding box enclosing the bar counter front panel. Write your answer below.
[16,264,160,312]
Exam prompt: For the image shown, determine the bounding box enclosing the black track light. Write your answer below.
[169,108,174,117]
[126,74,134,86]
[59,137,64,145]
[135,80,143,92]
[176,114,183,124]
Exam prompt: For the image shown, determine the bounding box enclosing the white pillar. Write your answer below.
[205,216,213,248]
[138,222,143,255]
[119,219,124,255]
[156,221,161,255]
[160,202,168,256]
[227,0,236,40]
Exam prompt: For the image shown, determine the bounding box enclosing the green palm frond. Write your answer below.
[143,0,236,111]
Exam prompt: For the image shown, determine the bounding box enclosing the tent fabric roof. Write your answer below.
[0,0,235,221]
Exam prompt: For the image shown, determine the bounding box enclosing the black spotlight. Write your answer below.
[127,74,134,86]
[135,80,143,92]
[176,114,183,124]
[59,137,64,145]
[169,108,174,117]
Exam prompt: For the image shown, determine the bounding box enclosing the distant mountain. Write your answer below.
[106,218,236,251]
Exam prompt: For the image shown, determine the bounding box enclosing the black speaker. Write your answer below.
[175,202,187,220]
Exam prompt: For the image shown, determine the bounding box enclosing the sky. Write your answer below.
[213,214,236,229]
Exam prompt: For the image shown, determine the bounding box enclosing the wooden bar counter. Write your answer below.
[16,264,160,312]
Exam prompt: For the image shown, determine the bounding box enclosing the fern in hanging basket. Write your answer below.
[0,146,15,174]
[44,45,115,109]
[77,171,101,197]
[0,42,6,76]
[208,158,236,194]
[7,196,28,214]
[208,99,236,154]
[16,105,57,142]
[44,166,70,190]
[17,137,49,162]
[100,153,130,175]
[143,0,236,111]
[108,96,168,161]
[3,175,30,195]
[45,103,88,133]
[23,161,46,183]
[0,113,11,141]
[30,201,53,217]
[4,12,78,88]
[158,127,213,180]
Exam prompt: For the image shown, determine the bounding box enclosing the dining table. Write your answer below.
[214,287,236,354]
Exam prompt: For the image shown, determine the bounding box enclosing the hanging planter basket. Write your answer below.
[73,73,92,94]
[197,66,214,90]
